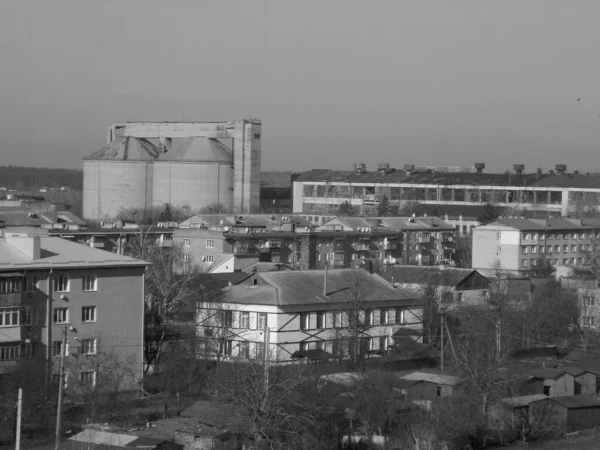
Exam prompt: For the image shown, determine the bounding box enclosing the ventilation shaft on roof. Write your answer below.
[556,164,567,175]
[514,164,525,175]
[474,163,486,174]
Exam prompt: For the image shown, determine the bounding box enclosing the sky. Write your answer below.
[1,0,600,173]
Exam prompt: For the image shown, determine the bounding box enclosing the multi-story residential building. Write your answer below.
[472,218,600,276]
[174,214,456,272]
[0,231,147,393]
[196,269,423,362]
[293,163,600,218]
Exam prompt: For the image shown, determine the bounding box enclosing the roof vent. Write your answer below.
[574,170,580,175]
[555,164,567,175]
[378,163,390,174]
[513,164,525,175]
[474,163,486,173]
[354,163,367,173]
[403,164,415,173]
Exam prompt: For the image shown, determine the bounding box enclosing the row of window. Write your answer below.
[183,254,214,263]
[582,296,596,306]
[521,258,589,267]
[522,244,593,254]
[52,370,96,387]
[520,232,594,241]
[183,238,215,248]
[52,338,97,357]
[53,306,96,324]
[299,308,410,330]
[0,307,38,327]
[0,343,35,361]
[220,311,268,330]
[0,275,98,294]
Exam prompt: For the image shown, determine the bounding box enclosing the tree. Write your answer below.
[454,234,472,268]
[199,202,230,214]
[376,196,391,217]
[336,201,354,217]
[478,202,499,224]
[126,227,208,373]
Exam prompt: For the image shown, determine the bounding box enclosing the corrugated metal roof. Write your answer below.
[381,265,488,288]
[398,372,461,386]
[500,394,548,408]
[296,169,410,183]
[159,137,233,163]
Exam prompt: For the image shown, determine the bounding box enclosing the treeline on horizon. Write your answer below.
[0,166,83,190]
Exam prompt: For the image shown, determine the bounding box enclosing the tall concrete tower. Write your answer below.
[84,119,261,220]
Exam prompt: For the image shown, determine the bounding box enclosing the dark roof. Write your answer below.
[260,171,296,188]
[483,217,600,231]
[540,395,600,409]
[511,347,558,360]
[295,169,410,183]
[223,269,423,307]
[395,379,422,389]
[291,349,333,360]
[392,328,424,338]
[381,265,489,288]
[531,174,600,188]
[205,272,253,288]
[530,368,570,380]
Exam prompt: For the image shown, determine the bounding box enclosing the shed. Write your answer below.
[530,395,600,432]
[397,372,461,398]
[519,369,575,397]
[562,367,598,395]
[487,394,547,431]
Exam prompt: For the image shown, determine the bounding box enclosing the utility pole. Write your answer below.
[440,313,445,370]
[55,326,67,450]
[263,320,270,403]
[15,388,22,450]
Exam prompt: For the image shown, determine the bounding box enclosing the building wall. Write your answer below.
[393,282,489,308]
[473,227,521,275]
[575,373,597,395]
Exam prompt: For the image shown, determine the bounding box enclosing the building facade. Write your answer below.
[196,269,424,363]
[0,231,146,394]
[472,218,600,276]
[293,164,600,218]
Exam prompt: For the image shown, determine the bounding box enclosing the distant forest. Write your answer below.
[0,166,83,190]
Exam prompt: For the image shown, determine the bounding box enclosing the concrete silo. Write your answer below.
[83,120,261,221]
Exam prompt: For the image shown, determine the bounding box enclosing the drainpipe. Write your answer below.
[46,268,54,396]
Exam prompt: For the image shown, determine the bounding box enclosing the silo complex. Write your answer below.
[83,120,261,221]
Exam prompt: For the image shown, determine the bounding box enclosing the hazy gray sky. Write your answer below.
[2,0,600,172]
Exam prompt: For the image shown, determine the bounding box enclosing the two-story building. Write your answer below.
[196,268,424,363]
[0,230,147,393]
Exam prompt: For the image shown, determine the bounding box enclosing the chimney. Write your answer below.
[555,164,567,175]
[403,164,415,176]
[474,163,486,173]
[514,164,525,175]
[324,265,328,296]
[445,213,449,221]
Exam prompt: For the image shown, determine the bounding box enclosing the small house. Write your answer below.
[487,394,547,431]
[396,372,461,399]
[563,367,598,395]
[530,396,600,433]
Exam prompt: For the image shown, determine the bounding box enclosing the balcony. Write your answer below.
[88,239,105,249]
[233,244,257,255]
[442,235,453,242]
[383,257,397,265]
[418,236,432,243]
[382,242,397,250]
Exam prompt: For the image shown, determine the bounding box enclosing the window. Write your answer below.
[554,245,560,253]
[532,259,538,267]
[300,341,309,352]
[572,245,577,252]
[333,311,343,328]
[240,312,250,329]
[496,232,501,239]
[457,292,464,302]
[83,274,97,292]
[563,245,568,253]
[531,246,537,254]
[583,296,595,306]
[396,308,405,325]
[524,233,531,240]
[583,316,595,327]
[380,336,389,352]
[380,309,390,325]
[206,239,214,248]
[224,340,233,356]
[239,341,249,359]
[205,255,214,263]
[573,233,579,240]
[365,309,374,326]
[522,259,528,267]
[52,341,68,357]
[532,233,538,240]
[0,308,20,327]
[223,311,233,327]
[0,345,20,361]
[183,239,191,247]
[317,311,326,329]
[53,275,70,292]
[82,306,96,323]
[183,253,190,262]
[547,246,553,253]
[23,276,38,292]
[257,313,267,331]
[300,313,310,330]
[539,246,545,253]
[580,245,586,252]
[436,386,443,397]
[255,342,265,359]
[81,338,97,355]
[0,278,21,293]
[53,308,68,324]
[496,245,502,254]
[21,307,38,326]
[557,234,563,240]
[80,370,96,387]
[522,246,529,254]
[315,340,325,351]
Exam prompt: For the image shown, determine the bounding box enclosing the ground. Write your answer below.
[510,428,600,449]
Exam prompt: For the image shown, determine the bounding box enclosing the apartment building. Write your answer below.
[0,231,147,393]
[173,214,456,272]
[472,218,600,276]
[196,269,424,362]
[293,163,600,218]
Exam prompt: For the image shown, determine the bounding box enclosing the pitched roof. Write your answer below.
[380,265,488,288]
[529,368,570,380]
[411,204,508,221]
[398,372,461,386]
[0,236,147,270]
[319,216,453,232]
[223,269,422,307]
[159,137,233,163]
[205,272,253,288]
[500,394,548,408]
[481,217,600,231]
[240,261,294,273]
[85,137,159,161]
[541,395,600,409]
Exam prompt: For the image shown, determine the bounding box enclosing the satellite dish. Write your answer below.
[224,226,230,232]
